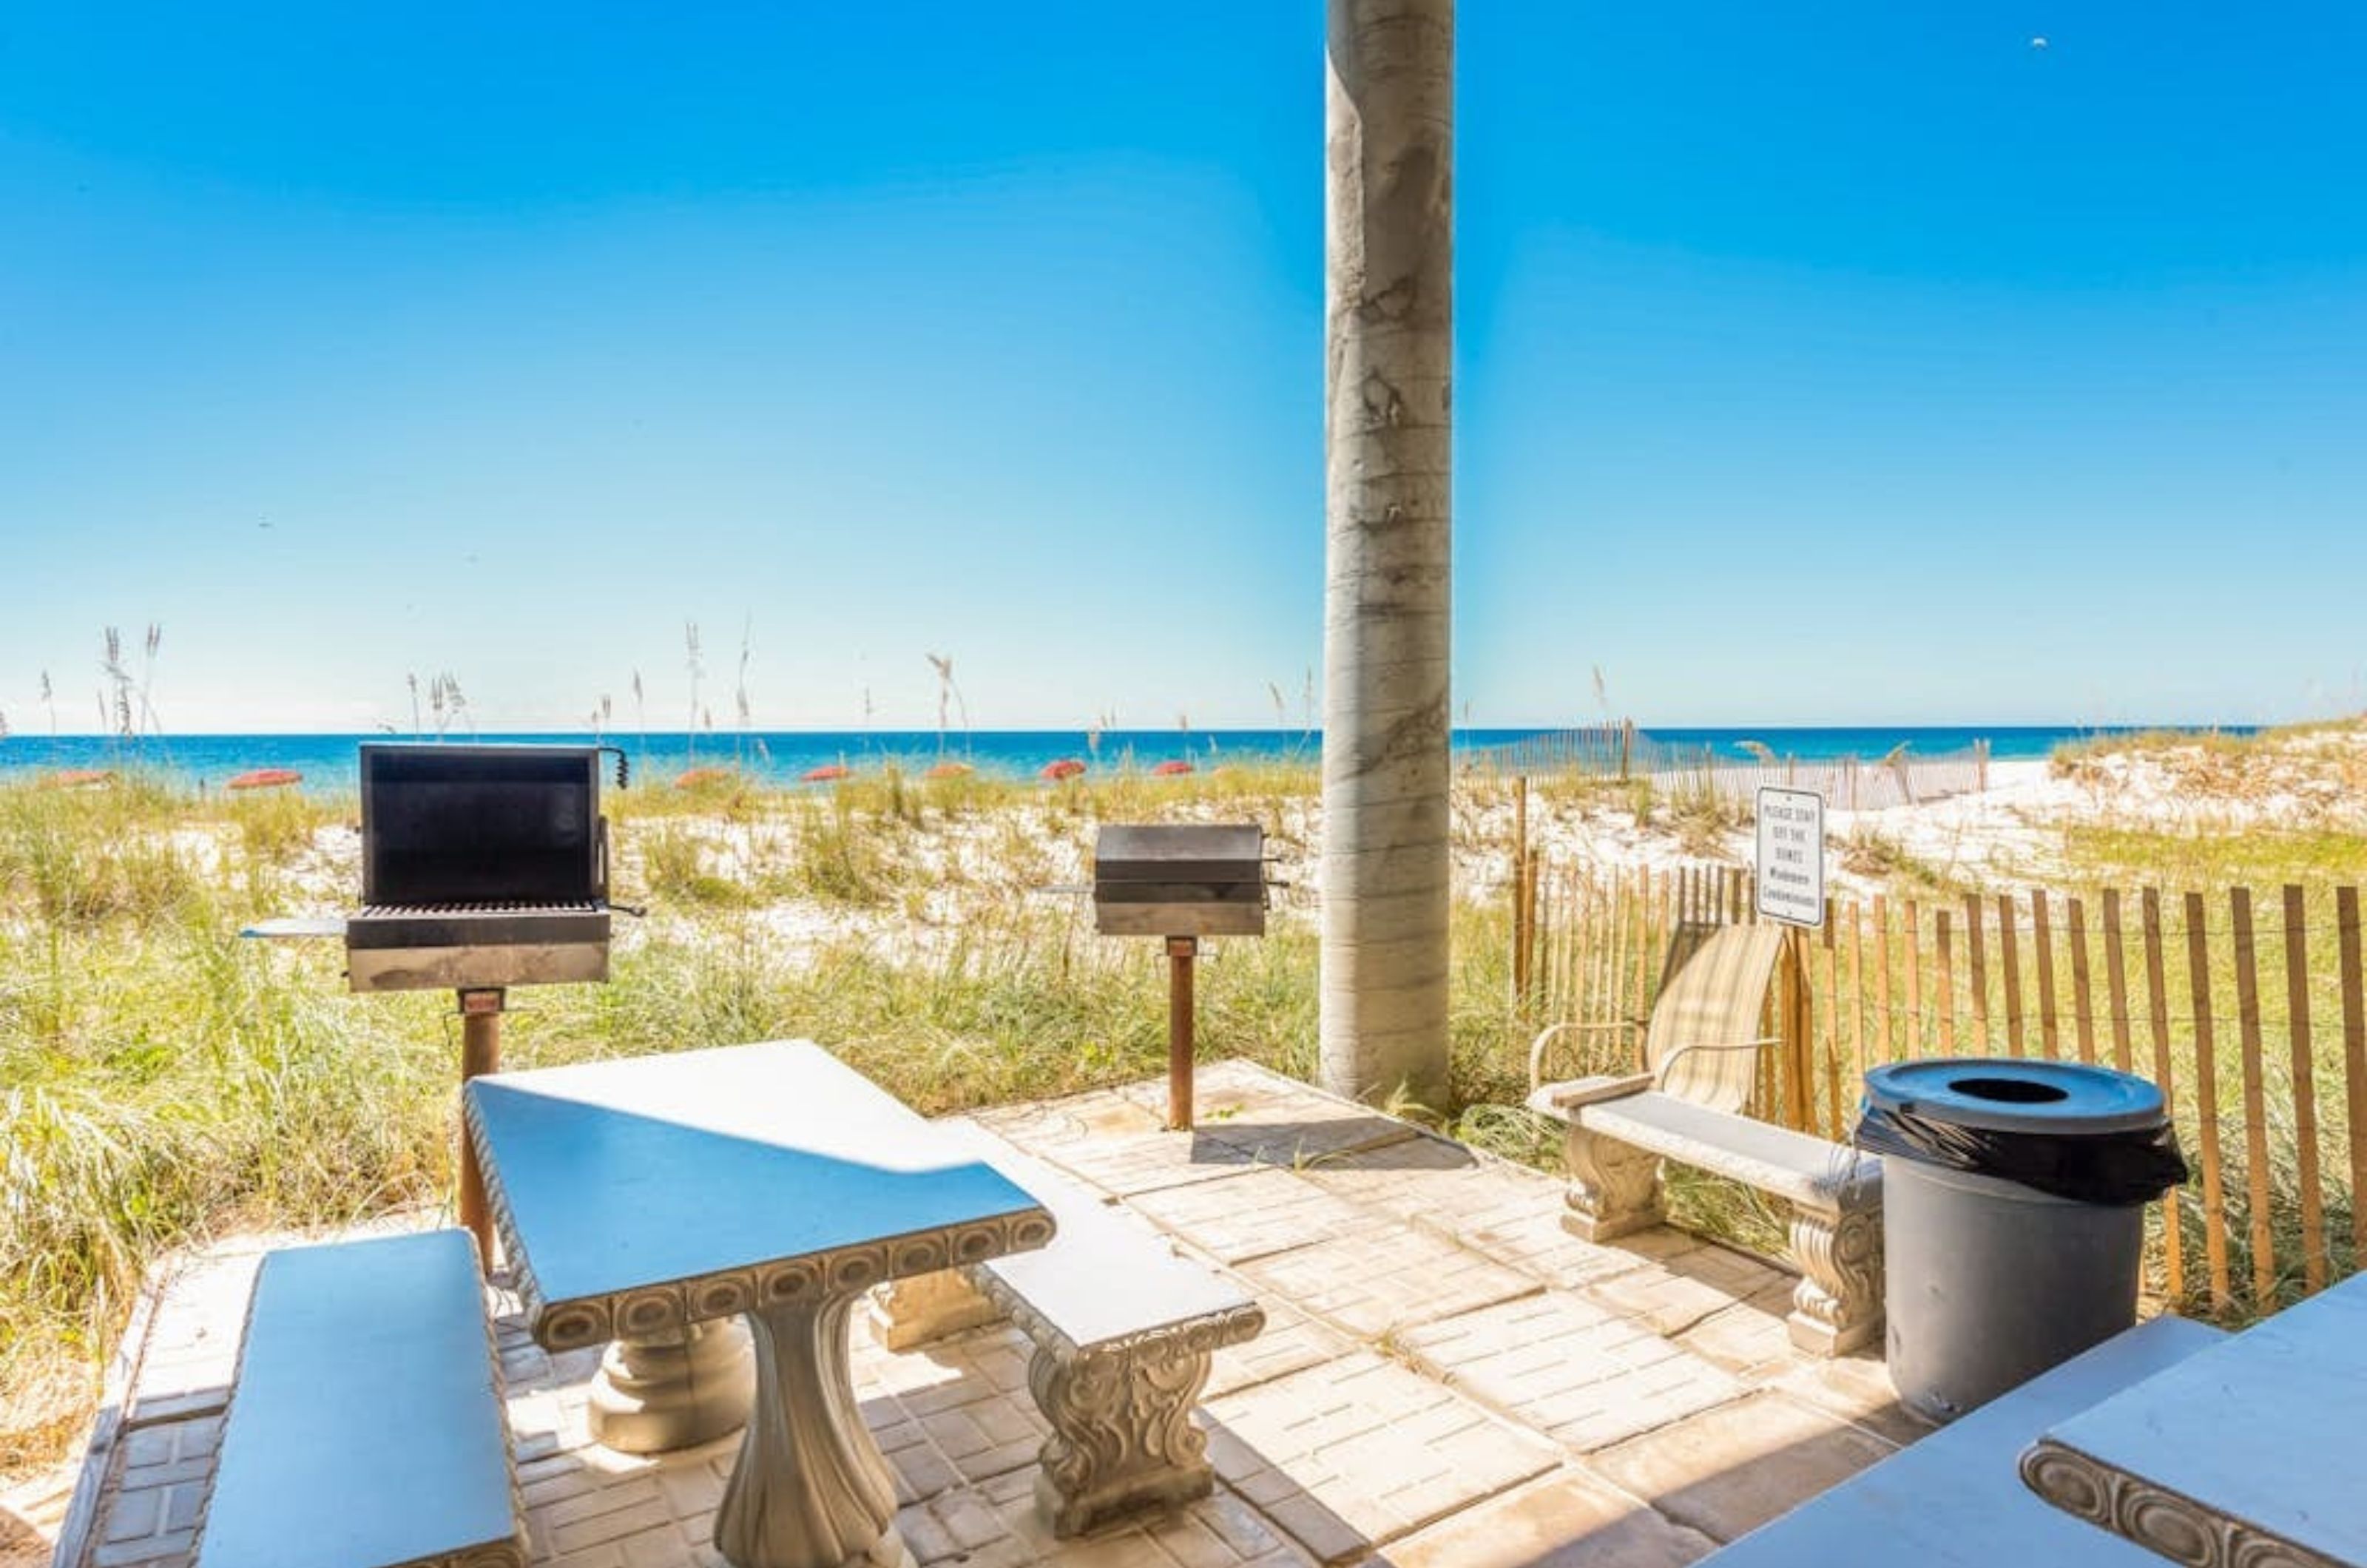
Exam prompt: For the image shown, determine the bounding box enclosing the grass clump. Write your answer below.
[779,795,905,907]
[637,822,754,908]
[1661,774,1750,861]
[0,783,209,930]
[2061,825,2367,888]
[2051,726,2258,767]
[1834,827,1960,896]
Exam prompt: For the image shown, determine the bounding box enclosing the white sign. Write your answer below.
[1755,787,1825,927]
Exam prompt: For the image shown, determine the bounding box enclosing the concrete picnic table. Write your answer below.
[2020,1272,2367,1568]
[463,1040,1056,1568]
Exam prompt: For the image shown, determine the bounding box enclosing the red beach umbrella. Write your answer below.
[1151,760,1194,777]
[226,767,302,791]
[802,763,854,783]
[924,761,973,780]
[1039,758,1086,782]
[674,766,732,788]
[40,768,115,789]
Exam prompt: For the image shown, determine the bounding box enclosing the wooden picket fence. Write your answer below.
[1512,858,2367,1324]
[1465,723,1991,808]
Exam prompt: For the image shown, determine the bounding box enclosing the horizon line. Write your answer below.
[0,719,2274,742]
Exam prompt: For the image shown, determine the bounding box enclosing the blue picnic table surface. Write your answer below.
[464,1039,1053,1345]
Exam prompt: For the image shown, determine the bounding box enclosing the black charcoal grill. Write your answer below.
[345,743,620,993]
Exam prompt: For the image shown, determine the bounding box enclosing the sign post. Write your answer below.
[1756,787,1826,1128]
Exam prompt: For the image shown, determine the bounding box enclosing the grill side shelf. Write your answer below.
[240,916,352,942]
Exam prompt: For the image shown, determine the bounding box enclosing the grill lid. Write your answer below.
[1094,824,1265,884]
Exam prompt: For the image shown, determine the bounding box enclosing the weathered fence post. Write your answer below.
[2281,885,2326,1294]
[2140,888,2185,1304]
[2338,886,2367,1269]
[2184,891,2232,1314]
[1783,925,1813,1129]
[2229,888,2275,1311]
[1511,777,1530,1008]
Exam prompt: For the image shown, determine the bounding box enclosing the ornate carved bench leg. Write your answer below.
[868,1268,1004,1352]
[1029,1342,1215,1538]
[1788,1202,1883,1356]
[1561,1123,1664,1243]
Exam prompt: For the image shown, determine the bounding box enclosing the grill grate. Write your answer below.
[345,902,611,955]
[357,900,604,919]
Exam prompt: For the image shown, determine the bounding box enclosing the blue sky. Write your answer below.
[4,4,2364,733]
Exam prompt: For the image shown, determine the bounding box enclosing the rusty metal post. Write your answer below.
[1166,937,1198,1130]
[457,987,505,1263]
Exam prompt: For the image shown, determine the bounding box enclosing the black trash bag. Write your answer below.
[1851,1101,2189,1206]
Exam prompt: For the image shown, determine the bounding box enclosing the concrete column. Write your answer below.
[1320,0,1454,1109]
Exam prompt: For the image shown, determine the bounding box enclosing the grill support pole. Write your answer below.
[458,987,504,1263]
[1167,937,1198,1131]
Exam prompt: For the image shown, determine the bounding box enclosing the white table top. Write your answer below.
[2025,1276,2367,1567]
[464,1041,1055,1349]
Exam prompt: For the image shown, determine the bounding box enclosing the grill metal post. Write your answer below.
[1166,937,1197,1130]
[458,987,505,1262]
[1088,825,1263,1133]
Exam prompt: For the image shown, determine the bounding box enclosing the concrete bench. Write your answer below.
[1532,1084,1885,1356]
[1701,1314,2228,1566]
[874,1126,1266,1537]
[195,1229,522,1568]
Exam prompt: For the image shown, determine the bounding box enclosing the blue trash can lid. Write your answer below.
[1862,1058,2167,1135]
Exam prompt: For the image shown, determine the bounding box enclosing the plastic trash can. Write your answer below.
[1854,1058,2187,1424]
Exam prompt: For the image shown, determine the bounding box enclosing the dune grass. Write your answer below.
[2060,824,2367,888]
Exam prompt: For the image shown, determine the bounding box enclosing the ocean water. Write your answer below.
[0,724,2246,795]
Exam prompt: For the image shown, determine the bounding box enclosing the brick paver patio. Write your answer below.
[40,1059,1928,1568]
